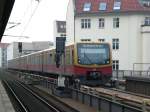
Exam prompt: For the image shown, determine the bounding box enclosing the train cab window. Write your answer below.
[77,43,110,65]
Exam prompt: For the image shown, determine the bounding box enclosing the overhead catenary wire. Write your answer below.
[20,0,42,39]
[4,0,41,37]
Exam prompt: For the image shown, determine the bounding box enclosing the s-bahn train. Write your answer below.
[8,42,112,86]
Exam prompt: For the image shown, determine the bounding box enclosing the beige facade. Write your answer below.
[66,0,150,71]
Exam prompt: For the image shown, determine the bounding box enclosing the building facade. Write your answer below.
[0,43,9,68]
[7,41,53,61]
[66,0,150,71]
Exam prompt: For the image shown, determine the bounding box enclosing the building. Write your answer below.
[53,21,66,46]
[0,43,9,68]
[66,0,150,71]
[7,41,53,61]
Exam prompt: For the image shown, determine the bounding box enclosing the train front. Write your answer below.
[74,42,112,85]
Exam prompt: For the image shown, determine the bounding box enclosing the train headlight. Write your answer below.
[78,57,81,63]
[107,61,109,64]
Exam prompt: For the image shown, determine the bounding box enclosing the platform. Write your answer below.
[0,80,15,112]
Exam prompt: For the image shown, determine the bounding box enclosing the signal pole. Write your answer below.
[55,37,66,87]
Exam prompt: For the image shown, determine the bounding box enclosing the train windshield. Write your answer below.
[77,43,110,65]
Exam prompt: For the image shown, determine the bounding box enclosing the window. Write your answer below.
[145,17,150,26]
[142,1,150,7]
[83,2,91,11]
[99,18,105,28]
[81,39,91,41]
[112,39,119,50]
[60,34,66,37]
[113,60,119,70]
[81,19,91,29]
[113,18,119,28]
[99,2,107,11]
[66,50,71,65]
[113,0,121,10]
[98,39,105,42]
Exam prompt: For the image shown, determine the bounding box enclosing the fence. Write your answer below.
[113,70,150,80]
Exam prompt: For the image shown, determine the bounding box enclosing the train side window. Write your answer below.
[69,48,73,64]
[50,53,53,64]
[72,50,74,64]
[48,53,52,64]
[66,50,70,65]
[43,53,46,65]
[52,52,55,64]
[47,53,49,64]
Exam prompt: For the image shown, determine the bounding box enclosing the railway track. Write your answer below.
[3,70,150,111]
[3,79,79,112]
[1,70,79,112]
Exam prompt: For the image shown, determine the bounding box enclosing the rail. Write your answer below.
[3,80,29,112]
[6,70,149,112]
[3,79,60,112]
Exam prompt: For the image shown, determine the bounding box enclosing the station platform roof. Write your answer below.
[0,0,15,41]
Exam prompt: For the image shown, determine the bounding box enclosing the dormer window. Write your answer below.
[143,1,150,7]
[83,2,91,11]
[99,2,107,11]
[113,0,121,10]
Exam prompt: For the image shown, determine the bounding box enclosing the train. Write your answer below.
[7,42,112,86]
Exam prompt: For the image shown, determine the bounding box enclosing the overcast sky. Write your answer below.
[2,0,69,43]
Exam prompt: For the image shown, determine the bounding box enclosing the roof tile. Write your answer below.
[75,0,150,14]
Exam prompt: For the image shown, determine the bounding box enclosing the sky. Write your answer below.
[2,0,69,43]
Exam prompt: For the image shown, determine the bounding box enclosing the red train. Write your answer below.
[8,42,112,85]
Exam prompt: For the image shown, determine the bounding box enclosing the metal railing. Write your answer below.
[113,70,150,80]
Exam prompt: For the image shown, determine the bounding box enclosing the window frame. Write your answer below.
[81,19,91,29]
[113,0,121,10]
[83,2,91,11]
[98,38,105,42]
[112,38,119,50]
[99,2,107,11]
[113,17,119,28]
[113,60,119,70]
[99,18,105,29]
